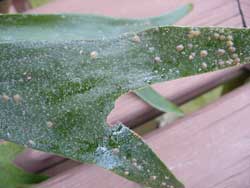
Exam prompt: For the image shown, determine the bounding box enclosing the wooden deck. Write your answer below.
[39,82,250,188]
[5,0,250,187]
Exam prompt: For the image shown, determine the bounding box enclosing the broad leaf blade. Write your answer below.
[0,4,192,41]
[134,86,184,116]
[0,142,47,188]
[1,5,192,117]
[0,25,250,188]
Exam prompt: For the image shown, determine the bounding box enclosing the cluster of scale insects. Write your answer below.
[131,27,241,72]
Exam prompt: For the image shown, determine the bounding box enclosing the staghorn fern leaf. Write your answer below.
[1,12,250,188]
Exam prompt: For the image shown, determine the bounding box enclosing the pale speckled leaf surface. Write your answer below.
[0,7,194,187]
[0,5,192,115]
[1,22,250,188]
[0,4,192,42]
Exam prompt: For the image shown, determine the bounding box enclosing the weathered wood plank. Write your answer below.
[240,0,250,27]
[179,0,242,26]
[42,160,80,177]
[15,150,66,173]
[0,0,11,13]
[12,0,32,12]
[213,14,243,27]
[28,0,242,26]
[39,83,250,188]
[108,67,248,128]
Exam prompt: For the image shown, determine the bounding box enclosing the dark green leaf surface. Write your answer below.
[0,142,48,188]
[0,5,190,117]
[1,20,250,188]
[134,86,184,116]
[0,4,192,41]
